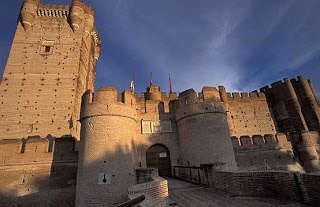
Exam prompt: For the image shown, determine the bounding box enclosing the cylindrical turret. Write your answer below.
[219,86,234,135]
[284,78,309,131]
[175,88,237,171]
[146,85,162,100]
[308,79,320,107]
[20,0,40,30]
[76,87,137,206]
[84,5,95,34]
[298,76,320,110]
[295,130,320,172]
[93,37,101,61]
[298,76,320,131]
[69,0,85,31]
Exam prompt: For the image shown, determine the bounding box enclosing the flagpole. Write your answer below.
[169,73,173,94]
[149,72,153,88]
[130,72,135,93]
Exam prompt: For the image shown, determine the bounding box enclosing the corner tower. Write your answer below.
[76,87,137,206]
[174,87,237,171]
[0,0,101,140]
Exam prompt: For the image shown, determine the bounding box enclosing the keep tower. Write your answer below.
[0,0,101,140]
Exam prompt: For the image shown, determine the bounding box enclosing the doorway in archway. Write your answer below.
[146,144,171,177]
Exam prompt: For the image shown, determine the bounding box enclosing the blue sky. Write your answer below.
[0,0,320,96]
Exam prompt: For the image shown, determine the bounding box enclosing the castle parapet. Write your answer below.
[175,88,226,122]
[37,3,70,18]
[0,136,77,167]
[201,86,221,102]
[80,87,137,122]
[232,133,293,152]
[233,133,304,172]
[225,91,266,101]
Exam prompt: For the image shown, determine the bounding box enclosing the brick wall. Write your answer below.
[225,92,277,137]
[0,136,78,207]
[202,168,320,207]
[231,134,304,172]
[301,173,320,206]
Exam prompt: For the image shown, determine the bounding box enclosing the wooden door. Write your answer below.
[146,144,171,177]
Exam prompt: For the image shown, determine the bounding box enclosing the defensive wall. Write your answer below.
[231,133,304,172]
[219,86,277,137]
[0,136,78,206]
[206,169,320,207]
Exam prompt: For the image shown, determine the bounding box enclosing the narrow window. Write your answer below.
[45,46,51,53]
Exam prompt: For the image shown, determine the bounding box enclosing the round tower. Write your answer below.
[295,130,320,172]
[69,0,85,31]
[76,87,137,206]
[175,88,237,171]
[219,85,234,135]
[20,0,40,30]
[84,5,95,34]
[146,85,162,100]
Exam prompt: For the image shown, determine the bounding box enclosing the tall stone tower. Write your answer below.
[0,0,101,140]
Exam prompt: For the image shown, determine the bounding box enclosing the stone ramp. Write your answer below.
[167,178,308,207]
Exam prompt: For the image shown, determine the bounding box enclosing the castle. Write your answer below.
[0,0,319,206]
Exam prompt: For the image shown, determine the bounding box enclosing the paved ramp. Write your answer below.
[167,178,307,207]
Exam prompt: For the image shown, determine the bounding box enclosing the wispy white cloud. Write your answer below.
[2,0,319,95]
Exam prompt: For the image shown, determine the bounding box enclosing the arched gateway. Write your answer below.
[146,144,171,177]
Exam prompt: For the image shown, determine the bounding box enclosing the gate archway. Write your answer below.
[146,144,171,177]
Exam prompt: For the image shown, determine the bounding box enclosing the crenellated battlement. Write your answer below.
[20,0,97,32]
[225,91,266,101]
[174,87,226,122]
[80,87,137,122]
[37,3,70,18]
[260,76,310,93]
[231,133,292,152]
[0,136,77,167]
[35,1,95,18]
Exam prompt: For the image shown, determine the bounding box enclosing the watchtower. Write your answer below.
[0,0,101,140]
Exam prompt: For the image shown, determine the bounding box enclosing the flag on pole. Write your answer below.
[149,72,154,93]
[130,73,135,93]
[149,72,153,88]
[169,73,173,94]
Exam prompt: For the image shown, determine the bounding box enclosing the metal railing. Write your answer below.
[173,166,204,185]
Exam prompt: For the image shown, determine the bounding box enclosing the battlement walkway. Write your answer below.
[167,178,308,207]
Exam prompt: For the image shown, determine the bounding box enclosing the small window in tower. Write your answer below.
[40,40,55,55]
[45,46,51,53]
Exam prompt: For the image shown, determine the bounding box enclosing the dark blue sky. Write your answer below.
[1,0,320,96]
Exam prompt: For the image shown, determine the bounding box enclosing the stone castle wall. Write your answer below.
[219,88,277,137]
[0,0,100,141]
[231,133,304,172]
[0,136,78,207]
[206,169,320,207]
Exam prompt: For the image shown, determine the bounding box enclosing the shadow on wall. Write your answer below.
[0,135,78,207]
[231,133,306,172]
[0,97,180,206]
[76,128,179,206]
